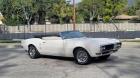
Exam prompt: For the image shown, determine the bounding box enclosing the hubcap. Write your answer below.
[77,50,88,63]
[29,47,35,57]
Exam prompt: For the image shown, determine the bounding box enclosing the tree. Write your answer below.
[78,0,127,23]
[125,0,140,16]
[0,0,37,26]
[33,0,55,24]
[0,0,56,25]
[78,0,102,23]
[13,0,39,27]
[126,6,137,15]
[135,0,140,16]
[0,0,18,25]
[52,0,72,23]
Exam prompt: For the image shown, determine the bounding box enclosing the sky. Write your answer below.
[66,0,81,4]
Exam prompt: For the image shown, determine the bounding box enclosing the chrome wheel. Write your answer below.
[29,47,36,57]
[28,45,40,59]
[77,50,88,63]
[74,48,91,65]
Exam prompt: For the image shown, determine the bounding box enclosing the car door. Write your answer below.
[40,37,64,56]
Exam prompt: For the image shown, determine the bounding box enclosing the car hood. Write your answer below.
[67,37,120,46]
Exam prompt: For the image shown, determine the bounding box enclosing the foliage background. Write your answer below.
[0,0,140,25]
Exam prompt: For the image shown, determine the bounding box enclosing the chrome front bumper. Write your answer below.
[96,49,118,56]
[96,42,122,56]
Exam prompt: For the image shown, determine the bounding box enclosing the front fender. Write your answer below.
[64,40,101,57]
[64,40,96,57]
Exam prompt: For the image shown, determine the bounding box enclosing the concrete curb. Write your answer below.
[0,43,22,48]
[120,39,140,42]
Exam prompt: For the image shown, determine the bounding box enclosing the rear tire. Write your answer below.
[28,45,40,59]
[74,48,91,65]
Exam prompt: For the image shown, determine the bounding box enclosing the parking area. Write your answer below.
[0,42,140,78]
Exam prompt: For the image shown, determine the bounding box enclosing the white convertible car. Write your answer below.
[21,31,122,65]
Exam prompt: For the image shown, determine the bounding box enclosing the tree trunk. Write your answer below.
[59,17,63,24]
[27,16,32,32]
[34,13,39,25]
[27,20,30,32]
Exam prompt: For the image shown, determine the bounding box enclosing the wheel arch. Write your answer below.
[73,47,90,56]
[28,44,35,48]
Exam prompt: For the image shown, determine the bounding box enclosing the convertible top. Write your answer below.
[34,31,79,38]
[34,33,60,38]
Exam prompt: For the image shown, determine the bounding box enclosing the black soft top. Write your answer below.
[34,33,60,38]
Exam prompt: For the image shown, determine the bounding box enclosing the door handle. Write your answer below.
[42,42,46,43]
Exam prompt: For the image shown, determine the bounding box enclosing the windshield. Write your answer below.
[60,31,85,39]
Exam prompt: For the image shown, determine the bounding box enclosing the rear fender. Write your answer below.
[23,38,42,51]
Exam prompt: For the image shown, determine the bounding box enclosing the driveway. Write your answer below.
[0,43,140,78]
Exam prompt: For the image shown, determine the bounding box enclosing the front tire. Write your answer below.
[74,48,91,65]
[28,45,40,59]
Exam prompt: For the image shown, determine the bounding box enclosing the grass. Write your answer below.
[0,40,21,43]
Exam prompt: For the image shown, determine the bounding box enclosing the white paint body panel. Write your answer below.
[40,39,64,56]
[21,37,120,57]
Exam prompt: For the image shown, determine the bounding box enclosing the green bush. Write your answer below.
[103,16,111,23]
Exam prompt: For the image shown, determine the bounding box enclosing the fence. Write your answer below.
[4,23,140,33]
[1,23,140,39]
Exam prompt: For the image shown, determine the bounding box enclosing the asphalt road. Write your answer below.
[0,43,140,78]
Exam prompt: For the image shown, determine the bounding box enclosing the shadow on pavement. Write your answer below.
[0,64,17,76]
[0,48,24,76]
[93,55,140,78]
[42,54,140,78]
[41,55,74,61]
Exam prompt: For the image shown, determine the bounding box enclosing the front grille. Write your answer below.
[104,44,114,50]
[99,43,121,55]
[101,44,114,52]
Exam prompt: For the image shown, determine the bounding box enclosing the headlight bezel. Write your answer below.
[114,42,122,49]
[100,46,106,51]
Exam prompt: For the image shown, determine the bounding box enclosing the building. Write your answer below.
[115,14,139,23]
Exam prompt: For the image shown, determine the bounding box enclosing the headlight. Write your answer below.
[117,43,122,47]
[114,43,122,49]
[100,46,106,51]
[114,44,118,48]
[117,44,121,47]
